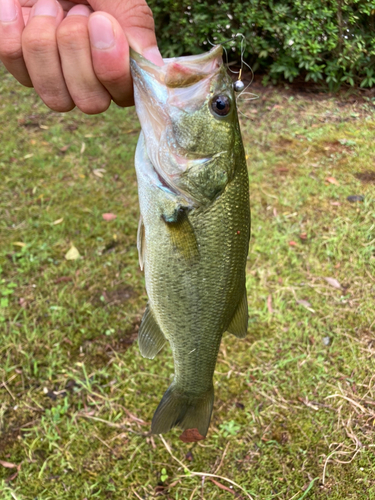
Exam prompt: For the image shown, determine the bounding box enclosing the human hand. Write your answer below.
[0,0,163,113]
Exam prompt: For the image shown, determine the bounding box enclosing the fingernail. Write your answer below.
[67,5,91,17]
[0,0,17,22]
[89,14,115,50]
[34,0,58,17]
[143,46,164,66]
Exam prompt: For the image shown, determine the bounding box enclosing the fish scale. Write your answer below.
[131,45,250,441]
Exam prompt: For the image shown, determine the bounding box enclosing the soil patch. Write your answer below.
[355,171,375,183]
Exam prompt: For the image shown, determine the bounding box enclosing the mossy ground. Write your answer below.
[0,64,374,499]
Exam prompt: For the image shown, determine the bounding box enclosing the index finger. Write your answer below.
[88,12,133,107]
[0,0,32,86]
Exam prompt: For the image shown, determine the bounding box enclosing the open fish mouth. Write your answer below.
[130,44,223,123]
[130,45,223,89]
[130,46,225,200]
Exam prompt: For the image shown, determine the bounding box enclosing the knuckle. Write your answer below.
[44,97,75,113]
[128,2,155,29]
[22,29,55,56]
[57,21,88,49]
[0,41,22,63]
[96,67,126,86]
[75,92,111,115]
[35,83,75,111]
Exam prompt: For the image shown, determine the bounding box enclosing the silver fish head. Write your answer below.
[130,46,239,205]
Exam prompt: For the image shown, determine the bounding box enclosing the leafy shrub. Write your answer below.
[148,0,375,88]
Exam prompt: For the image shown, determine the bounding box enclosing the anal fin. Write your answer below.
[227,288,248,338]
[138,304,166,359]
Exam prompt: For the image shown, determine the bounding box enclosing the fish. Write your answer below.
[130,45,250,442]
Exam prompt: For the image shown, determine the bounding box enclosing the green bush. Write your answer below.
[148,0,375,89]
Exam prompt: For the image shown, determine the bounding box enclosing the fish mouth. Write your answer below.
[130,45,223,88]
[130,46,225,202]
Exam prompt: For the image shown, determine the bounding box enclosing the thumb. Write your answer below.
[86,0,163,65]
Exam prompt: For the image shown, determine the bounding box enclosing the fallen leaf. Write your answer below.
[179,428,205,443]
[19,298,28,308]
[65,245,80,261]
[0,461,18,469]
[39,124,49,130]
[93,169,106,178]
[13,242,26,247]
[7,470,21,482]
[297,299,315,313]
[297,299,312,308]
[154,485,168,494]
[23,153,34,159]
[80,142,86,154]
[54,276,73,284]
[60,145,70,153]
[289,241,297,246]
[52,218,64,225]
[102,213,117,221]
[330,201,341,206]
[326,177,340,186]
[324,277,341,290]
[207,477,235,495]
[267,294,274,314]
[0,460,21,482]
[124,128,139,134]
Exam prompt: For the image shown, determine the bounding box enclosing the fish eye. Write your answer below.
[210,95,231,117]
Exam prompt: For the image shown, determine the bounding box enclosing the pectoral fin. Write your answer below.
[137,215,146,271]
[138,304,166,359]
[227,288,248,338]
[162,207,199,263]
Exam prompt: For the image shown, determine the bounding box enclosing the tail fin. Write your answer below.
[151,382,214,441]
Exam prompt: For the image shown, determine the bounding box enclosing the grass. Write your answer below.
[0,62,374,499]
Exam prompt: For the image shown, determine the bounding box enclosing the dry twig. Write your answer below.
[159,435,254,499]
[214,441,230,474]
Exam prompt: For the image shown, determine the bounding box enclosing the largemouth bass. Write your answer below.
[130,45,250,441]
